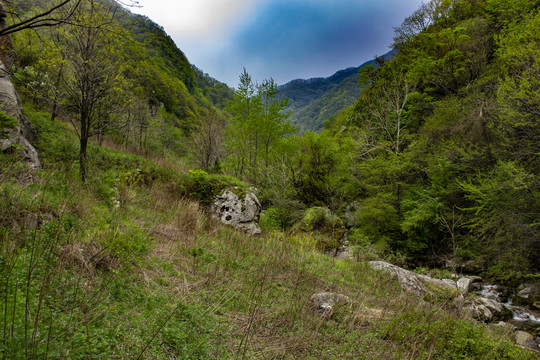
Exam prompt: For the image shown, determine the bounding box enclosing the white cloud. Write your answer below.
[133,0,260,41]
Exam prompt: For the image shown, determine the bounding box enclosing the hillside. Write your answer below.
[278,50,394,132]
[12,0,233,139]
[1,103,535,359]
[0,0,539,358]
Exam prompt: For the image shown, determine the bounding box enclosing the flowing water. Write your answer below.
[476,284,540,330]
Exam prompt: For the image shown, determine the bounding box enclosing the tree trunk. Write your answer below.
[80,108,89,182]
[79,136,88,182]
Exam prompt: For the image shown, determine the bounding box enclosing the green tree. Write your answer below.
[258,78,294,168]
[225,67,259,177]
[225,68,292,182]
[61,0,125,181]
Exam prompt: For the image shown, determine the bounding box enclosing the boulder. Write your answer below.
[334,237,355,260]
[515,282,540,307]
[463,297,511,322]
[514,331,538,351]
[211,188,262,235]
[311,292,351,318]
[368,261,459,299]
[457,277,473,294]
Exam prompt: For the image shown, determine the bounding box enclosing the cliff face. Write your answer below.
[0,3,40,169]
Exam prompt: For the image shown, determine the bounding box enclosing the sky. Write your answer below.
[131,0,424,87]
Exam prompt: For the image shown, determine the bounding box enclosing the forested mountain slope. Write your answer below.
[323,0,540,279]
[277,50,394,132]
[11,0,233,155]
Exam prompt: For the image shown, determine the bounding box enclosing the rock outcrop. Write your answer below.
[0,9,40,169]
[368,261,461,298]
[211,188,262,235]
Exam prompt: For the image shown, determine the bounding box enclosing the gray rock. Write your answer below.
[465,302,493,322]
[368,261,459,298]
[478,297,504,314]
[0,60,40,169]
[211,188,262,235]
[515,331,538,350]
[311,292,351,318]
[463,297,509,322]
[334,238,355,260]
[442,278,459,290]
[515,282,540,306]
[457,277,473,294]
[494,321,517,333]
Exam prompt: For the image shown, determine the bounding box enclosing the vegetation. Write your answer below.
[0,108,534,359]
[262,0,539,282]
[1,0,539,358]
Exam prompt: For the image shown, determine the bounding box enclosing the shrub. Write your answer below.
[181,169,250,205]
[296,207,347,241]
[0,110,18,138]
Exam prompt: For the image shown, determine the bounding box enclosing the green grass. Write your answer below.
[0,112,536,359]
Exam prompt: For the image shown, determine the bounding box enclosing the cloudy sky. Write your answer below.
[131,0,423,87]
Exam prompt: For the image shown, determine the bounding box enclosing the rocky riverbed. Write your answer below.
[368,261,540,352]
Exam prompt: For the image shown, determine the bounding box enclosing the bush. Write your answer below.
[0,110,18,138]
[384,309,536,359]
[295,207,347,240]
[181,169,250,205]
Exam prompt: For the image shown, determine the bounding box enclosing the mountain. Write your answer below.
[278,50,395,132]
[118,10,234,113]
[10,0,234,157]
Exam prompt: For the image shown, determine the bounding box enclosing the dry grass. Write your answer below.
[176,198,202,236]
[57,242,119,276]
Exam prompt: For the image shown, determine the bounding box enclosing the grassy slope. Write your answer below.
[0,109,535,359]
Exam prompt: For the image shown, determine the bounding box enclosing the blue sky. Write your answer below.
[132,0,423,87]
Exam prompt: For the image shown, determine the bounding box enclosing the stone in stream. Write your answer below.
[456,277,473,294]
[463,297,511,322]
[515,282,540,307]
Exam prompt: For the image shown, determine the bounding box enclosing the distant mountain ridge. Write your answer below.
[279,49,395,132]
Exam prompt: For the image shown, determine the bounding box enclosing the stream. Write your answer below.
[476,284,540,333]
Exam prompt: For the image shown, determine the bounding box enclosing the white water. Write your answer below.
[477,284,540,326]
[505,299,540,324]
[478,284,500,300]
